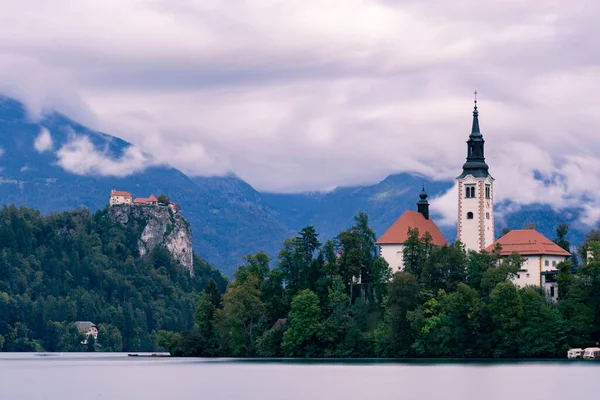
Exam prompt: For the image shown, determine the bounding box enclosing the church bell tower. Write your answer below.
[457,92,494,251]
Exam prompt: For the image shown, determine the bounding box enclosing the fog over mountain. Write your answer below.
[0,97,588,275]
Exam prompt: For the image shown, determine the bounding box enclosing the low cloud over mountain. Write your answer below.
[1,0,599,226]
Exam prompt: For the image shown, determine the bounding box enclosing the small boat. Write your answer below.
[583,347,600,360]
[567,348,584,359]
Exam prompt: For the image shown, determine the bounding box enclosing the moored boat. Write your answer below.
[582,347,600,359]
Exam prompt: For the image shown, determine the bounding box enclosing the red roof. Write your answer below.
[376,211,448,246]
[110,190,132,198]
[485,229,571,257]
[133,194,158,204]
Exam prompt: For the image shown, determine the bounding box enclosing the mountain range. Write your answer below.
[0,97,588,275]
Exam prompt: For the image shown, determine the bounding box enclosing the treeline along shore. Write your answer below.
[159,214,600,358]
[2,204,599,357]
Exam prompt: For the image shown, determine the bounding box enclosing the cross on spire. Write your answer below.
[474,90,478,108]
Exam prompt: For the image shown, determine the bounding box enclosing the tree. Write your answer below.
[192,292,220,356]
[220,274,266,356]
[467,250,497,291]
[517,287,567,357]
[157,194,170,205]
[554,223,570,253]
[421,243,467,293]
[205,278,224,309]
[385,272,420,356]
[98,324,123,352]
[403,228,425,277]
[480,253,521,296]
[488,281,523,357]
[282,289,322,357]
[320,276,351,355]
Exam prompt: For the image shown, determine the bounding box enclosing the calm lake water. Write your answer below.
[1,353,598,400]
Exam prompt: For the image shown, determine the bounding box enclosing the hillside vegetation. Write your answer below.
[0,205,227,352]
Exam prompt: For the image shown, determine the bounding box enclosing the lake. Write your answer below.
[0,353,598,400]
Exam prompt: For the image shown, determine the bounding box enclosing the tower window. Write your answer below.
[485,184,491,199]
[465,185,476,198]
[486,212,490,219]
[467,212,474,219]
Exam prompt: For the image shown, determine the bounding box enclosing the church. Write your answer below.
[377,95,570,299]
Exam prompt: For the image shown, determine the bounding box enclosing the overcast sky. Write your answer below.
[1,0,599,225]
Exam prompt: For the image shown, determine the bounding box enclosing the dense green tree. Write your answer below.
[403,228,427,277]
[157,194,170,205]
[421,243,467,293]
[98,324,123,352]
[205,278,224,310]
[517,287,567,357]
[320,276,351,356]
[220,275,266,356]
[488,281,523,357]
[385,272,420,356]
[554,223,570,253]
[282,289,322,357]
[192,292,220,356]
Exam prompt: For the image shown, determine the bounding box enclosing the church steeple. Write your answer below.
[417,185,429,220]
[458,91,490,179]
[456,91,495,252]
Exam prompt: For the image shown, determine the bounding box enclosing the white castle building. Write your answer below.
[377,95,570,299]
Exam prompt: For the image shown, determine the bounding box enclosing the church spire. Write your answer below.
[417,185,429,220]
[471,91,481,137]
[458,92,489,179]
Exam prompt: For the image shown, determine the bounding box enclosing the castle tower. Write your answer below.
[457,93,494,251]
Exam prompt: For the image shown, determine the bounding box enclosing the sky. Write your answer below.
[1,0,600,225]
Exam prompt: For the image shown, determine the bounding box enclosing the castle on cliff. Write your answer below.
[109,190,179,212]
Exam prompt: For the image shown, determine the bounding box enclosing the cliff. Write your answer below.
[109,204,194,275]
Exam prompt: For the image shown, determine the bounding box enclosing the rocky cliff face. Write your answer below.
[109,204,194,275]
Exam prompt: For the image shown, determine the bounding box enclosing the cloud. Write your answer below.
[34,127,53,152]
[0,0,600,226]
[56,135,153,177]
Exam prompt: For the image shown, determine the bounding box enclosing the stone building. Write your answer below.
[109,190,132,206]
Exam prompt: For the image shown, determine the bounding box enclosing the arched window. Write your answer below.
[467,212,474,219]
[465,185,476,198]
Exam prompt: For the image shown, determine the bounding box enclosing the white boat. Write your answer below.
[582,347,600,359]
[568,348,584,359]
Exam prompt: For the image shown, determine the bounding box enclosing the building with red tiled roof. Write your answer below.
[486,229,571,302]
[133,194,159,205]
[109,190,132,206]
[376,187,447,273]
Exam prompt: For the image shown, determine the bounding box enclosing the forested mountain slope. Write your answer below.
[0,204,226,352]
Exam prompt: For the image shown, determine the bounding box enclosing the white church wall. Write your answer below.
[379,244,405,274]
[511,255,567,301]
[457,175,494,252]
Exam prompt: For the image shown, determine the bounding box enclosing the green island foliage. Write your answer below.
[161,215,600,358]
[0,205,227,352]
